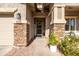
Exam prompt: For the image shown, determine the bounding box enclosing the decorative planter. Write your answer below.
[50,45,57,53]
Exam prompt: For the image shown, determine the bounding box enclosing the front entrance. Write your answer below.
[34,18,45,37]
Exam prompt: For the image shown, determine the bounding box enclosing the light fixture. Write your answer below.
[37,3,43,10]
[16,13,21,20]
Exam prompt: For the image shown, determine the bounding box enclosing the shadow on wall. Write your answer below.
[26,23,36,46]
[26,4,35,46]
[27,36,36,46]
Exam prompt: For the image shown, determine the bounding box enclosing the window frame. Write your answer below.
[65,16,77,32]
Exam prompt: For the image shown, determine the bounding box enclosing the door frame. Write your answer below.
[34,18,45,37]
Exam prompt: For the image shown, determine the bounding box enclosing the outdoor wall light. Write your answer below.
[16,13,21,20]
[37,3,43,10]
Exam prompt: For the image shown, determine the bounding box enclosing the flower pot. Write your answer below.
[50,45,57,52]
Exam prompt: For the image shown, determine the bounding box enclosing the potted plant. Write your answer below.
[49,32,59,52]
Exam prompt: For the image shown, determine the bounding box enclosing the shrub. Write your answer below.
[60,33,79,56]
[49,32,59,45]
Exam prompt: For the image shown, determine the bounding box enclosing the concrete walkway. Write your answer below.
[4,37,63,56]
[0,45,12,56]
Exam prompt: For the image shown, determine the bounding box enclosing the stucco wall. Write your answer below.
[26,5,35,41]
[76,17,79,31]
[45,15,51,38]
[0,3,27,23]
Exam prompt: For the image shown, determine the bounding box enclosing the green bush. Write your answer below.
[60,33,79,56]
[49,32,59,45]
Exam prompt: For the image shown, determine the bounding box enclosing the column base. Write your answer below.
[53,23,65,39]
[14,23,27,47]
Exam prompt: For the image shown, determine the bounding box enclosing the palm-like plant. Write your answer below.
[49,32,59,45]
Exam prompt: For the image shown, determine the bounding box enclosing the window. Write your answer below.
[65,18,76,31]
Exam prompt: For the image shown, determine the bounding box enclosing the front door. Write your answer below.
[34,18,45,37]
[36,20,42,36]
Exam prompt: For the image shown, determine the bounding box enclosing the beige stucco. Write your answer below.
[0,3,27,23]
[26,5,35,41]
[52,4,66,23]
[45,16,51,38]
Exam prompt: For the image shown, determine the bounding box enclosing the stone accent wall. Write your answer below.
[14,23,27,47]
[53,23,65,39]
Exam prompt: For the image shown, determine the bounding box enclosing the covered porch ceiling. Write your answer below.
[28,3,79,12]
[27,3,52,18]
[27,3,79,17]
[27,3,50,12]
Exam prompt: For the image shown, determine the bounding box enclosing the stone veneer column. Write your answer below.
[14,4,27,47]
[14,23,27,47]
[53,23,65,39]
[51,3,66,39]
